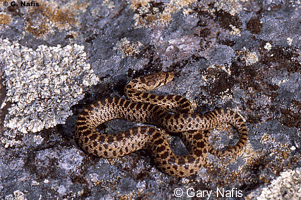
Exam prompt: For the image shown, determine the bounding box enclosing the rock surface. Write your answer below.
[0,0,300,199]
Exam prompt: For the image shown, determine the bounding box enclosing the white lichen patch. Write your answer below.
[114,37,143,58]
[4,190,26,200]
[1,129,22,148]
[271,77,288,86]
[238,47,259,66]
[102,0,115,9]
[264,42,272,51]
[129,0,197,28]
[245,51,259,66]
[0,39,99,134]
[287,37,293,46]
[257,168,301,200]
[229,24,241,36]
[214,0,246,16]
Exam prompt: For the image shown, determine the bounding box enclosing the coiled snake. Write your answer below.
[75,72,248,177]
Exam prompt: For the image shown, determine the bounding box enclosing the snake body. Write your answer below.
[75,72,248,177]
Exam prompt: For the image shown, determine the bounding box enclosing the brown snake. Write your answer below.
[75,72,248,177]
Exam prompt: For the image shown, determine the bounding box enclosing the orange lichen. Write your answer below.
[24,0,90,38]
[0,13,10,25]
[25,20,49,37]
[129,0,149,10]
[50,9,76,28]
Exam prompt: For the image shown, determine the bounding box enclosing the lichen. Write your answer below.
[238,47,259,66]
[229,24,241,36]
[256,168,301,199]
[0,39,99,134]
[0,13,10,26]
[1,129,22,148]
[102,0,115,9]
[114,37,143,58]
[129,0,197,28]
[264,42,272,51]
[214,0,246,16]
[4,190,26,200]
[23,0,90,38]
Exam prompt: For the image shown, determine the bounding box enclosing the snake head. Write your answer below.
[144,72,174,88]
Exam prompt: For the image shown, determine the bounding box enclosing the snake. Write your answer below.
[75,72,248,177]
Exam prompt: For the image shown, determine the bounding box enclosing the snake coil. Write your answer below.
[75,72,248,177]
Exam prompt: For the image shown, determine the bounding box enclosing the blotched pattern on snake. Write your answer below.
[75,72,248,177]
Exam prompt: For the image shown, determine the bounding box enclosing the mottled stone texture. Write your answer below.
[0,0,301,199]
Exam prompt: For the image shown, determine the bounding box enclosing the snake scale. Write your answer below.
[75,72,248,177]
